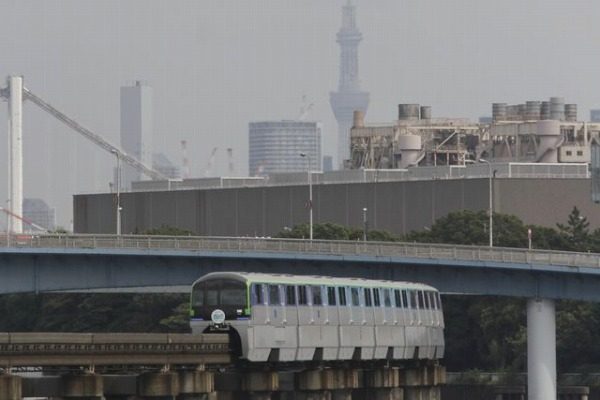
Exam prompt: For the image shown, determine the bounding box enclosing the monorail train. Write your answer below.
[190,272,444,363]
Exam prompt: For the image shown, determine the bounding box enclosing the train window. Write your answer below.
[253,284,264,305]
[424,291,431,309]
[409,290,418,309]
[338,287,347,306]
[402,290,409,309]
[269,285,280,305]
[394,290,402,308]
[364,288,372,306]
[286,285,296,305]
[351,287,360,306]
[418,291,425,309]
[327,287,337,306]
[373,289,381,306]
[436,292,442,310]
[298,286,308,305]
[312,286,323,306]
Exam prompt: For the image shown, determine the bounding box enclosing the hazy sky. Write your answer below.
[0,0,599,227]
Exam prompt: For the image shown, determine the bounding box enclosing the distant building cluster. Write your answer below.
[23,198,55,232]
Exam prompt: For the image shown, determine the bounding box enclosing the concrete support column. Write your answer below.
[364,368,403,400]
[241,371,279,400]
[178,371,215,400]
[527,298,556,400]
[61,374,103,399]
[0,374,22,400]
[296,369,361,400]
[138,372,180,400]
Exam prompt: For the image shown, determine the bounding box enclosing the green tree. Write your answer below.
[142,224,195,236]
[556,206,591,251]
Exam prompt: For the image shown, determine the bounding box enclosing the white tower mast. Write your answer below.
[7,76,23,234]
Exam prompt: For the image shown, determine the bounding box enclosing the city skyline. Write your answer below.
[0,0,599,227]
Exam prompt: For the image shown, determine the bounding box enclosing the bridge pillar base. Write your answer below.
[527,298,556,400]
[177,371,215,400]
[61,373,103,400]
[138,372,179,400]
[0,374,22,400]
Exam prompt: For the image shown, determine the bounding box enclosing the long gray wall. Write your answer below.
[74,178,597,236]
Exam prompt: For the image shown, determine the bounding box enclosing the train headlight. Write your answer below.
[211,309,226,325]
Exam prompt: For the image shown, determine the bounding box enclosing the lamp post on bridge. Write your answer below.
[300,152,313,240]
[111,149,122,236]
[479,159,493,247]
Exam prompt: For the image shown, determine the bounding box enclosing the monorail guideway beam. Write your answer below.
[527,298,556,400]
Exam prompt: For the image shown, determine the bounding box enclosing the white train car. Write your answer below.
[190,272,444,363]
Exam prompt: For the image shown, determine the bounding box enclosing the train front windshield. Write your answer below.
[191,278,248,320]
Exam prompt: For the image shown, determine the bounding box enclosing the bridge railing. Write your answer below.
[1,234,599,269]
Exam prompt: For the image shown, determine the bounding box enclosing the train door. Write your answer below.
[323,286,340,360]
[266,284,286,361]
[279,284,299,362]
[361,287,375,359]
[296,284,315,360]
[248,283,270,361]
[391,289,407,359]
[337,286,354,360]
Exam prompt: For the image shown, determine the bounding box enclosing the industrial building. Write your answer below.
[248,121,322,176]
[74,163,598,237]
[120,81,153,189]
[591,109,600,123]
[350,98,600,169]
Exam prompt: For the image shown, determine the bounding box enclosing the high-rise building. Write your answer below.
[591,109,600,122]
[248,121,322,176]
[23,198,56,232]
[330,0,369,169]
[120,81,153,189]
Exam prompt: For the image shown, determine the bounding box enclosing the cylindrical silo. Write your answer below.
[353,110,365,128]
[525,101,541,121]
[398,104,421,121]
[420,106,432,120]
[396,135,422,168]
[535,120,561,162]
[565,104,577,122]
[492,103,507,121]
[550,97,565,120]
[541,101,551,120]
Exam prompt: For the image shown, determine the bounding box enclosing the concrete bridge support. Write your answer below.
[138,372,180,400]
[295,369,361,400]
[527,298,556,400]
[241,371,279,400]
[61,373,103,399]
[178,370,215,400]
[0,374,21,400]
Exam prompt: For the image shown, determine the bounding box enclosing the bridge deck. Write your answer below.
[0,333,230,367]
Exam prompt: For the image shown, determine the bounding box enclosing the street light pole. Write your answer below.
[479,158,493,247]
[112,150,122,236]
[363,207,368,241]
[300,153,313,240]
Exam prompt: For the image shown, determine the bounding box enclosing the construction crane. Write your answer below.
[19,87,168,181]
[0,207,47,233]
[203,147,218,177]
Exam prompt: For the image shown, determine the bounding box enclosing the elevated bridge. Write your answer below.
[1,233,599,400]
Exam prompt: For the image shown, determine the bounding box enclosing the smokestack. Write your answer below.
[180,140,190,179]
[353,110,365,128]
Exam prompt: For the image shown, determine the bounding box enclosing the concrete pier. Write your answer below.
[296,369,361,400]
[527,298,556,400]
[178,370,215,400]
[0,374,21,400]
[61,373,103,399]
[138,372,180,399]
